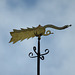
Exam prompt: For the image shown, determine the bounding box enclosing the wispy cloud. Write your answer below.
[0,0,75,75]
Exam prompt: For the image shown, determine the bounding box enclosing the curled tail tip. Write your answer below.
[66,24,72,28]
[69,24,72,27]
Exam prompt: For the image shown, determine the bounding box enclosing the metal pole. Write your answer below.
[37,37,41,75]
[29,36,49,75]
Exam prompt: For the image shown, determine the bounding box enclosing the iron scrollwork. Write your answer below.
[29,46,49,60]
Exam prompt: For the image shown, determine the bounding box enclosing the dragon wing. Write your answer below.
[9,27,36,44]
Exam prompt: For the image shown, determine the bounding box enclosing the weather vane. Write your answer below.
[9,24,72,75]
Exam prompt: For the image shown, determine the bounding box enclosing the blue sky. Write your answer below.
[0,0,75,75]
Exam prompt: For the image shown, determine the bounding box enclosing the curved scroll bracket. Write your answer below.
[40,56,44,60]
[33,46,38,55]
[40,49,49,60]
[41,49,49,56]
[29,46,38,58]
[29,46,50,60]
[29,52,38,58]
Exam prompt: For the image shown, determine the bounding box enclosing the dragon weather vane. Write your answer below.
[9,24,72,75]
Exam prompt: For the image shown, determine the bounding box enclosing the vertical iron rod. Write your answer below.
[37,37,41,75]
[28,36,49,75]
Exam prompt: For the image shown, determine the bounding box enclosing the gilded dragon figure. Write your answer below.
[9,24,72,44]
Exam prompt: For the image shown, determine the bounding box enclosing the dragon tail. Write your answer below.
[44,24,72,30]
